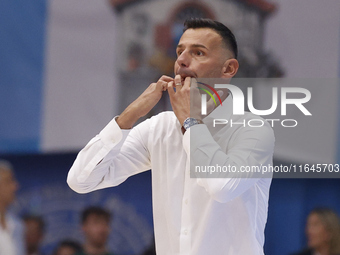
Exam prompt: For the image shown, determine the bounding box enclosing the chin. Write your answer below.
[308,241,318,249]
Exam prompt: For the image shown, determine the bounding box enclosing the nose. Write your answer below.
[176,50,190,68]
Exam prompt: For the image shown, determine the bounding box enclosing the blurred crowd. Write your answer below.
[291,208,340,255]
[1,159,340,255]
[0,160,155,255]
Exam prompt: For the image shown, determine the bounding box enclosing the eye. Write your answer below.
[177,50,183,56]
[195,50,204,56]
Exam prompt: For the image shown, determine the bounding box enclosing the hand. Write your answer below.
[117,75,173,129]
[168,76,227,126]
[167,75,194,126]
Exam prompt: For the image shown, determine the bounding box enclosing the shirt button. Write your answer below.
[184,229,188,235]
[185,199,188,205]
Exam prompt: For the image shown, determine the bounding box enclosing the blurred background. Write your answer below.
[0,0,339,254]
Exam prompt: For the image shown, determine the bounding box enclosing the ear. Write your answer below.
[221,59,239,78]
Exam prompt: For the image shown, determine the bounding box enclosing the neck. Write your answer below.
[315,244,330,255]
[84,243,107,255]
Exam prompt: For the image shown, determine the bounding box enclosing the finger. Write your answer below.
[190,78,202,114]
[206,97,216,114]
[183,76,191,89]
[216,90,225,99]
[210,90,224,106]
[174,75,182,89]
[191,78,198,88]
[159,75,174,83]
[206,90,224,113]
[167,81,175,96]
[162,82,168,91]
[156,80,168,91]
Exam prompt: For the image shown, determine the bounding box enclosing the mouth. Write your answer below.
[180,75,194,83]
[176,69,196,82]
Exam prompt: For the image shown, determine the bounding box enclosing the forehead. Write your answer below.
[178,28,223,48]
[308,213,322,223]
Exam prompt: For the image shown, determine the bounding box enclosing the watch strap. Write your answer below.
[183,117,203,130]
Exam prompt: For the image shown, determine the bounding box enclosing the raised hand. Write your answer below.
[168,76,228,127]
[117,75,173,129]
[167,75,193,126]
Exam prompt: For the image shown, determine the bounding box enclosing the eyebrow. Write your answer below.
[176,44,209,50]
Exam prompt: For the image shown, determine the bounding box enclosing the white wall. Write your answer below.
[264,0,340,163]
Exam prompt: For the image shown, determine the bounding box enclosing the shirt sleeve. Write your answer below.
[67,117,152,194]
[182,122,275,203]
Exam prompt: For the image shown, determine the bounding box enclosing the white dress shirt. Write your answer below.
[67,96,275,255]
[0,212,25,255]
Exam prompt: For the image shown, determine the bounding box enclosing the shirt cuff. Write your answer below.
[77,116,130,182]
[182,127,190,156]
[99,116,131,144]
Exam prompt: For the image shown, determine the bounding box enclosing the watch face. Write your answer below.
[184,118,199,130]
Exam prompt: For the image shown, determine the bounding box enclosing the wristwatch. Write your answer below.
[183,117,203,130]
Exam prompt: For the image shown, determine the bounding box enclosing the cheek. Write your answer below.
[200,65,220,77]
[200,59,224,76]
[319,229,331,243]
[95,224,109,234]
[308,226,329,244]
[0,186,12,199]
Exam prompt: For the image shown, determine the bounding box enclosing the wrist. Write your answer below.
[117,106,140,129]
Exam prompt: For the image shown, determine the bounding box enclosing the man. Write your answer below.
[0,160,25,255]
[23,215,45,255]
[77,206,113,255]
[53,239,83,255]
[68,18,274,254]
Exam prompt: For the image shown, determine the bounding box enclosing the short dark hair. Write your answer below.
[81,206,111,224]
[53,239,83,255]
[183,18,238,59]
